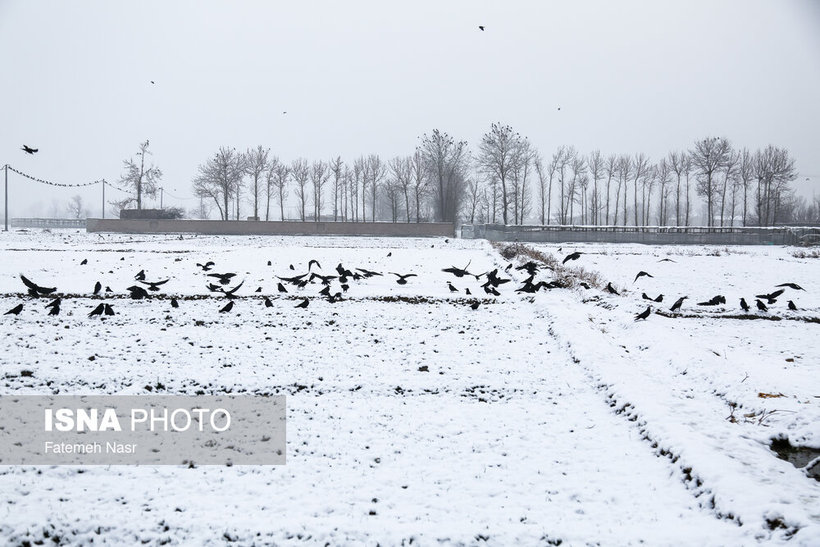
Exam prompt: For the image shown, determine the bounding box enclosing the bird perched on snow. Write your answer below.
[562,252,582,264]
[755,299,768,312]
[295,297,310,308]
[80,258,88,265]
[93,281,102,295]
[277,282,288,293]
[126,285,150,299]
[134,270,146,281]
[478,25,485,31]
[390,273,417,285]
[4,303,23,315]
[634,271,653,282]
[447,282,459,293]
[788,300,797,311]
[219,301,234,313]
[171,298,179,308]
[740,298,750,312]
[634,306,651,321]
[470,301,480,310]
[264,297,273,308]
[88,303,105,317]
[605,282,619,295]
[103,304,115,316]
[670,296,687,312]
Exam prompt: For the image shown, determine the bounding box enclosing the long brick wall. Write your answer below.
[86,218,455,237]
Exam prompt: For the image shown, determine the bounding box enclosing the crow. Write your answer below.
[207,272,236,285]
[635,306,651,321]
[341,283,349,292]
[579,282,591,290]
[641,292,653,301]
[88,303,105,317]
[755,289,784,304]
[605,282,619,295]
[221,280,245,299]
[264,297,273,308]
[278,274,308,284]
[756,299,768,312]
[105,286,112,292]
[134,270,146,281]
[484,285,501,296]
[267,260,272,266]
[22,145,38,154]
[788,300,797,311]
[206,283,223,292]
[470,301,480,310]
[308,259,321,271]
[505,263,513,272]
[478,25,485,31]
[482,269,511,288]
[289,264,295,270]
[80,259,88,265]
[309,273,337,285]
[93,281,102,295]
[390,273,417,285]
[697,295,726,306]
[171,298,179,308]
[670,296,687,312]
[126,285,150,299]
[20,274,57,296]
[103,304,115,316]
[254,287,262,293]
[654,294,663,302]
[48,305,60,316]
[140,279,170,291]
[515,261,539,276]
[465,288,472,295]
[277,282,288,293]
[387,252,392,257]
[318,285,331,297]
[4,303,23,315]
[740,298,750,312]
[775,283,805,291]
[45,297,61,309]
[355,268,382,278]
[196,261,215,271]
[658,258,677,263]
[442,261,473,278]
[447,282,459,293]
[634,271,654,282]
[336,264,354,278]
[296,298,310,308]
[562,252,582,264]
[219,301,234,313]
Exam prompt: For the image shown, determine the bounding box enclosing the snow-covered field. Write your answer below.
[0,230,818,545]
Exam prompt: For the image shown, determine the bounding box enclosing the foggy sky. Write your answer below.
[1,0,818,218]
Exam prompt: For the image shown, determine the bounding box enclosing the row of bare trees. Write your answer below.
[187,126,802,226]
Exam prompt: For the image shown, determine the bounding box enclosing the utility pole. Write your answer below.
[4,164,8,232]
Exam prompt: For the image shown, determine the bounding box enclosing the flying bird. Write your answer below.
[80,259,88,265]
[134,270,146,281]
[775,283,804,291]
[207,272,237,285]
[126,285,150,299]
[48,304,60,316]
[295,298,310,308]
[308,259,321,271]
[697,295,726,306]
[390,273,417,285]
[634,306,651,321]
[634,271,654,282]
[562,252,582,264]
[20,274,56,296]
[21,145,38,154]
[140,279,170,291]
[221,280,245,299]
[442,261,473,278]
[755,289,784,304]
[478,25,485,31]
[196,261,215,271]
[670,296,687,312]
[4,303,23,315]
[658,258,677,263]
[740,298,750,312]
[219,301,234,313]
[355,268,383,278]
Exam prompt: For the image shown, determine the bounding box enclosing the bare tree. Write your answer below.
[418,129,470,223]
[67,195,87,219]
[478,123,528,225]
[193,146,244,221]
[310,160,330,220]
[269,161,289,221]
[463,173,484,224]
[244,145,270,220]
[119,140,162,210]
[691,137,731,227]
[554,146,574,224]
[329,156,344,221]
[655,158,672,225]
[754,145,797,226]
[668,151,687,226]
[737,148,754,226]
[383,178,403,222]
[353,156,367,222]
[389,156,413,222]
[366,155,386,222]
[718,149,739,226]
[615,155,632,225]
[263,156,281,221]
[588,151,603,225]
[290,159,310,221]
[567,153,586,223]
[631,153,651,226]
[604,154,618,225]
[410,150,428,223]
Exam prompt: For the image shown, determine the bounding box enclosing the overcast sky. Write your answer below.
[1,0,818,218]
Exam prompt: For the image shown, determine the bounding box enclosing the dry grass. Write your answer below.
[493,242,605,289]
[792,249,820,259]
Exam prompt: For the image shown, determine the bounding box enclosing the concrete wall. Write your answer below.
[86,218,455,237]
[461,224,817,246]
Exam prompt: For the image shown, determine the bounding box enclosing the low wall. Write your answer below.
[86,219,455,237]
[461,224,818,246]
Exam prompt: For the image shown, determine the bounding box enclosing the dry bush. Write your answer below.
[792,249,820,259]
[493,242,604,289]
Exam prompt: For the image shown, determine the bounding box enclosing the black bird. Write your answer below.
[635,306,651,321]
[670,296,688,312]
[775,283,805,291]
[126,285,150,299]
[88,303,105,317]
[105,286,112,292]
[103,304,115,316]
[278,273,308,284]
[93,281,102,295]
[308,259,321,271]
[21,145,38,154]
[470,301,480,310]
[254,287,262,293]
[634,271,654,282]
[605,282,619,295]
[387,252,392,257]
[447,282,459,293]
[196,261,215,271]
[788,300,797,311]
[341,283,349,292]
[219,301,234,313]
[309,273,337,285]
[289,264,295,270]
[295,298,310,308]
[221,280,245,299]
[267,260,272,266]
[756,299,768,312]
[740,298,750,312]
[80,259,88,265]
[478,25,485,31]
[48,305,60,316]
[515,261,540,276]
[755,289,784,304]
[318,285,331,297]
[658,258,677,263]
[45,297,61,309]
[336,264,354,278]
[277,282,288,293]
[697,295,726,306]
[641,292,653,301]
[579,282,591,290]
[442,261,473,278]
[562,252,582,264]
[484,285,501,296]
[206,283,223,292]
[207,272,237,285]
[264,297,273,308]
[505,263,513,272]
[465,288,472,295]
[20,274,57,296]
[390,273,417,285]
[134,270,146,281]
[4,303,23,315]
[171,298,179,308]
[355,268,383,278]
[140,279,170,291]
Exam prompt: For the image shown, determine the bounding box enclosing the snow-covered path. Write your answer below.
[0,231,815,545]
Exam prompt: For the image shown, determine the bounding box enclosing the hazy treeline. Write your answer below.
[186,125,813,226]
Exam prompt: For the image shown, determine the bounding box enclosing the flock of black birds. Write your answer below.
[1,250,809,323]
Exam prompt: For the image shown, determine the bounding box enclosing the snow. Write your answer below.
[0,230,817,545]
